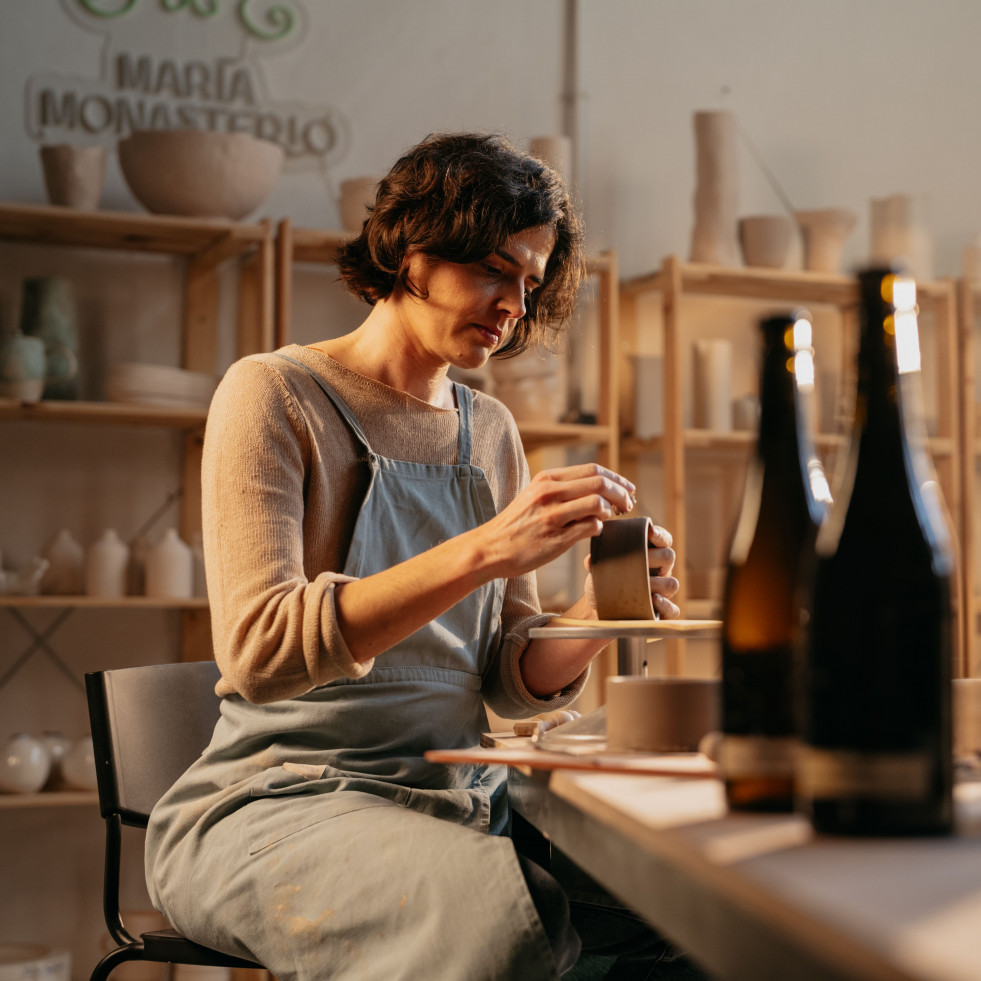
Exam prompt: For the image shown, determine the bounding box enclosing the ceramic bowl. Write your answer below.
[118,129,284,220]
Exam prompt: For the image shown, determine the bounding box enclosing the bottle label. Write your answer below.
[798,747,931,800]
[721,735,797,779]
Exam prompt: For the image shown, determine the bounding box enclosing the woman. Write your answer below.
[145,133,690,979]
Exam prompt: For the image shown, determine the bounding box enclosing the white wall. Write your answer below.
[2,0,980,973]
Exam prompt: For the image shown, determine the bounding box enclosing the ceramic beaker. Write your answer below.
[19,276,79,399]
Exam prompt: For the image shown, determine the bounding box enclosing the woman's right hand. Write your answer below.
[473,463,636,580]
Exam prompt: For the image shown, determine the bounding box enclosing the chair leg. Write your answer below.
[89,944,143,981]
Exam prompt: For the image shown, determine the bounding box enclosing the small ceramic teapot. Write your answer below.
[0,329,77,403]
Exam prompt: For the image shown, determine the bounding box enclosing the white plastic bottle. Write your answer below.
[41,528,84,594]
[85,529,129,598]
[145,528,193,599]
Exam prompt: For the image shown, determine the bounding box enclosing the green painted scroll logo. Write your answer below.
[76,0,297,42]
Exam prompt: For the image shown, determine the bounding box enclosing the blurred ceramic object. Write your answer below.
[40,144,106,210]
[870,192,933,281]
[732,394,761,431]
[13,557,49,596]
[494,375,565,423]
[606,677,721,752]
[689,110,739,266]
[41,529,85,595]
[145,528,193,599]
[172,967,231,981]
[0,945,70,981]
[794,208,857,273]
[0,734,51,793]
[0,331,44,402]
[86,529,129,598]
[693,339,732,430]
[40,730,73,786]
[61,734,97,791]
[738,214,793,268]
[529,135,572,182]
[631,354,664,438]
[338,176,378,233]
[118,130,284,220]
[19,277,79,400]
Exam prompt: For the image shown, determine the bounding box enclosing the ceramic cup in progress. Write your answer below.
[606,676,721,753]
[590,516,656,620]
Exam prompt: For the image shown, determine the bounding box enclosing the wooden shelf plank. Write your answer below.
[517,422,613,452]
[0,398,207,428]
[0,596,208,609]
[0,791,99,810]
[289,226,351,264]
[0,202,267,258]
[622,261,953,308]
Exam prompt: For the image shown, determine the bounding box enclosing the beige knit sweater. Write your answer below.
[202,344,586,714]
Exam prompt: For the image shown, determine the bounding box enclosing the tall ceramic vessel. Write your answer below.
[689,111,740,266]
[19,277,78,399]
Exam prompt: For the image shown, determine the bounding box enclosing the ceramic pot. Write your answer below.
[18,277,79,399]
[41,529,85,595]
[529,135,572,182]
[85,529,129,598]
[145,528,193,599]
[794,208,857,273]
[61,735,97,791]
[338,176,378,233]
[0,331,46,402]
[606,677,721,753]
[738,214,794,268]
[0,734,51,793]
[39,731,73,787]
[40,144,106,210]
[870,193,933,281]
[689,111,740,266]
[693,339,732,430]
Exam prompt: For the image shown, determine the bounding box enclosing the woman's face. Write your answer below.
[401,224,556,371]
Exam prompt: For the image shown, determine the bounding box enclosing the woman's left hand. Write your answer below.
[582,521,681,620]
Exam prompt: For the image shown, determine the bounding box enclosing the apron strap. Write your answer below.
[453,382,474,466]
[274,352,373,452]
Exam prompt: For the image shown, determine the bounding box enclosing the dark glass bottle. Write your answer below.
[721,310,831,812]
[799,267,955,836]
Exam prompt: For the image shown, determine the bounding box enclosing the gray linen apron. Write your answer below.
[146,359,560,980]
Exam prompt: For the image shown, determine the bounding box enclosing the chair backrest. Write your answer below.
[86,660,222,827]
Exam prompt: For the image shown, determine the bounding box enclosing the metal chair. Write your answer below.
[85,660,265,981]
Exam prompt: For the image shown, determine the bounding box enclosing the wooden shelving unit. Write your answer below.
[620,256,960,674]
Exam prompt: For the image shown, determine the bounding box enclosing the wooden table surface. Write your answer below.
[508,762,981,981]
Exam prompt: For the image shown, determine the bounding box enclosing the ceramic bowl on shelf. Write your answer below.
[117,129,284,220]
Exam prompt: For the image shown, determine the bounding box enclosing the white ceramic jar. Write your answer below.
[61,734,97,791]
[41,528,84,594]
[145,528,193,599]
[85,529,129,598]
[0,733,51,793]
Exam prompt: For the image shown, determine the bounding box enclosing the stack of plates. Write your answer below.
[107,362,217,410]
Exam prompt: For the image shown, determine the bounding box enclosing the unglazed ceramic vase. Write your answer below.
[794,208,857,273]
[738,214,794,268]
[689,111,740,266]
[41,529,85,595]
[338,176,379,233]
[85,529,129,598]
[40,144,106,210]
[118,129,284,220]
[870,193,933,281]
[145,528,193,599]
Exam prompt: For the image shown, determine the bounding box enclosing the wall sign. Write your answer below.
[25,0,349,169]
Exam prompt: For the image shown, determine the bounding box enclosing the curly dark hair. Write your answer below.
[335,132,585,357]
